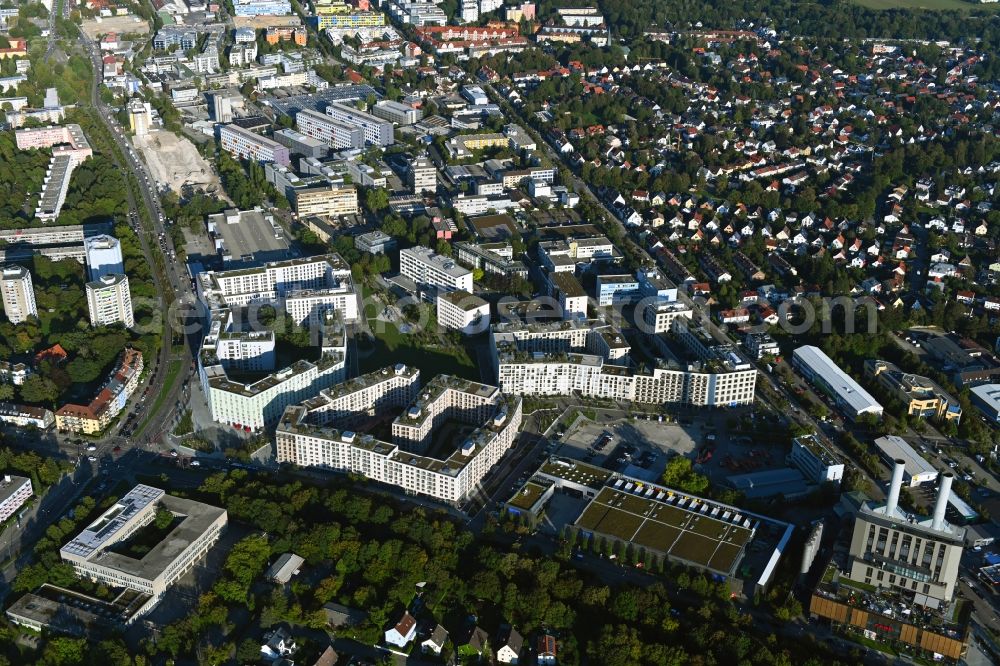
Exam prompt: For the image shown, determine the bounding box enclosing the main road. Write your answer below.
[77,30,197,451]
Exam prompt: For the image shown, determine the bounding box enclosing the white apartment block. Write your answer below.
[641,299,693,334]
[1,265,37,324]
[59,485,227,600]
[276,373,523,504]
[219,124,291,166]
[215,331,276,373]
[324,102,394,146]
[400,246,473,293]
[295,109,365,150]
[0,403,54,429]
[299,364,420,431]
[198,254,358,324]
[491,319,756,407]
[86,274,134,328]
[437,290,490,335]
[198,294,348,431]
[0,475,32,522]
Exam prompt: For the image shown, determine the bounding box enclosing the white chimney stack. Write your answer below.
[885,459,906,516]
[932,472,954,531]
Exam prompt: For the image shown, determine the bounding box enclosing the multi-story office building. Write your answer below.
[276,372,522,504]
[86,274,134,328]
[219,124,290,166]
[400,246,473,293]
[437,290,490,335]
[295,109,365,150]
[372,100,423,125]
[273,128,327,158]
[847,462,964,603]
[324,102,394,146]
[0,403,54,429]
[84,234,124,281]
[355,230,397,255]
[0,475,32,522]
[197,254,357,320]
[55,348,143,434]
[595,274,639,306]
[59,485,227,600]
[1,265,36,324]
[291,185,359,218]
[408,156,437,193]
[492,318,757,407]
[865,359,962,423]
[788,434,844,484]
[792,345,883,421]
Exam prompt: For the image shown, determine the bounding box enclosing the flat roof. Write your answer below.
[793,345,883,415]
[61,485,227,582]
[873,435,937,480]
[0,475,30,505]
[726,468,809,499]
[209,209,290,264]
[574,484,754,575]
[971,384,1000,412]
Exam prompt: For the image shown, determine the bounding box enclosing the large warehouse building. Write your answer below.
[792,345,883,421]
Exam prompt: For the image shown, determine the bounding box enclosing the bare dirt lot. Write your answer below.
[135,130,223,195]
[81,15,150,39]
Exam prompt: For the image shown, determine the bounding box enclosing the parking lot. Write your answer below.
[552,413,789,486]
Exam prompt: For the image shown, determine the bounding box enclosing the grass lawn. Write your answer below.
[852,0,1000,10]
[360,320,478,381]
[135,358,184,438]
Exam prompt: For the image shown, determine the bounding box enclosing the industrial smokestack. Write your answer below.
[885,459,906,516]
[932,472,954,531]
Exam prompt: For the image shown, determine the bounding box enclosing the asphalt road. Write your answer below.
[78,31,196,451]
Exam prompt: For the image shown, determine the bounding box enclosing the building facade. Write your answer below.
[0,265,36,324]
[86,274,134,328]
[220,124,291,166]
[400,246,473,293]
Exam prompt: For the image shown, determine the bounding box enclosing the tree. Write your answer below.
[365,187,389,212]
[19,374,60,405]
[660,457,710,495]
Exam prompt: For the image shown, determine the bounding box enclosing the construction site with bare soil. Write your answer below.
[135,130,224,196]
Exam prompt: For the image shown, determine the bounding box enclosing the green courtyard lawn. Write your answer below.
[359,320,478,381]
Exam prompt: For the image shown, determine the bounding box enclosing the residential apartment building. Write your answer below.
[233,0,291,16]
[295,109,365,150]
[55,348,143,434]
[276,373,523,504]
[324,102,394,146]
[291,185,359,218]
[219,124,291,166]
[491,319,757,407]
[865,359,962,423]
[436,290,490,335]
[199,320,347,431]
[0,475,31,522]
[0,403,54,429]
[86,274,134,329]
[1,265,36,324]
[295,364,420,431]
[400,246,473,293]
